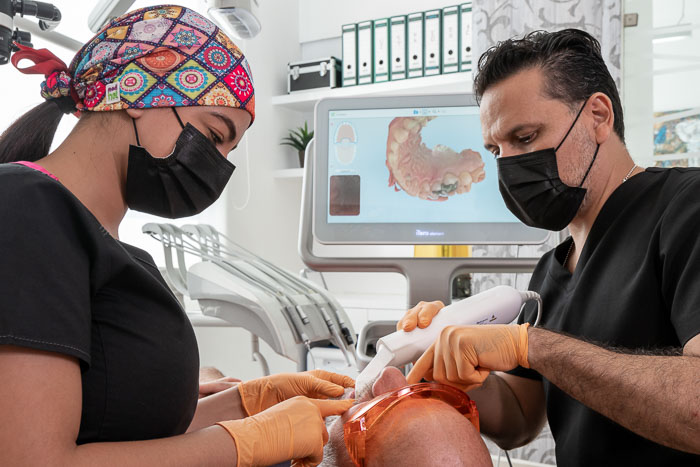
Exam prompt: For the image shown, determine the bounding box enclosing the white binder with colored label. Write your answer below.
[342,24,357,86]
[460,2,473,72]
[407,12,424,78]
[373,19,389,83]
[424,9,441,76]
[442,6,459,74]
[389,15,407,80]
[357,20,373,84]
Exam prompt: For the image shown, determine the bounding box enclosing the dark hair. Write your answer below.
[0,97,75,163]
[473,29,624,142]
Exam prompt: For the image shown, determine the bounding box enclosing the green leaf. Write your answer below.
[281,121,315,152]
[280,136,303,149]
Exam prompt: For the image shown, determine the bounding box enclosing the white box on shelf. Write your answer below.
[357,20,373,85]
[442,6,460,74]
[460,2,473,72]
[424,9,441,76]
[389,15,407,81]
[373,18,389,83]
[407,12,424,78]
[342,23,357,87]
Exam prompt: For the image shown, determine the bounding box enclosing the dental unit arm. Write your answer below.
[143,223,357,373]
[355,285,541,396]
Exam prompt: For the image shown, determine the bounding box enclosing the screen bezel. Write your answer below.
[312,94,550,245]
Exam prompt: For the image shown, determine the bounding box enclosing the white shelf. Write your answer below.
[271,72,473,112]
[273,168,304,179]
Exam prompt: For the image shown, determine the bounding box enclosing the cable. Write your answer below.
[305,340,317,369]
[214,229,355,349]
[505,450,513,467]
[513,244,521,289]
[231,133,251,210]
[518,290,543,327]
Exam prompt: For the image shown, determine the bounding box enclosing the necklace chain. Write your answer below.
[563,240,574,268]
[623,164,638,182]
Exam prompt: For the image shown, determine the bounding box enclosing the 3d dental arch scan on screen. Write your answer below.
[385,115,485,202]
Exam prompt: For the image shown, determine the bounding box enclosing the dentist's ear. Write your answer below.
[589,92,614,145]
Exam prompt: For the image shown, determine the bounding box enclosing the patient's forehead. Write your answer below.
[365,398,481,466]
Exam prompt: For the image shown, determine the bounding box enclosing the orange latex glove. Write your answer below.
[218,396,354,467]
[407,324,530,391]
[397,300,445,332]
[238,369,355,416]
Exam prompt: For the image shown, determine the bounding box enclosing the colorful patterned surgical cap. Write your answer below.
[13,4,255,123]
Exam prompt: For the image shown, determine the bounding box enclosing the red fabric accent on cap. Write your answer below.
[11,43,80,110]
[11,43,70,77]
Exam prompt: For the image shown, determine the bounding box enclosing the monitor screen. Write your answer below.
[312,94,549,245]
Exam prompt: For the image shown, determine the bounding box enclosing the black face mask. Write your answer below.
[496,99,599,231]
[126,107,236,219]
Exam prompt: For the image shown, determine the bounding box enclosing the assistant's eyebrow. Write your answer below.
[210,111,237,142]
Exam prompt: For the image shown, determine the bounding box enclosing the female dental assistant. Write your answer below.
[0,5,352,466]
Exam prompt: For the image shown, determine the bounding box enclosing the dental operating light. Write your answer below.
[205,0,261,40]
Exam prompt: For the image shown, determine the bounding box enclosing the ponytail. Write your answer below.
[0,99,66,163]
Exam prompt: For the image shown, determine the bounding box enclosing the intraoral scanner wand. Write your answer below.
[355,285,542,396]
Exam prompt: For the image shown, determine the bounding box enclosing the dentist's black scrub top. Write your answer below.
[0,163,199,443]
[511,167,700,466]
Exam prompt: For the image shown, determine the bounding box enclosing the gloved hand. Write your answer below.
[218,396,354,467]
[396,300,445,332]
[407,324,530,391]
[238,369,355,416]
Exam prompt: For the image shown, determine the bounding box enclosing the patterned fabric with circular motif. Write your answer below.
[63,4,254,123]
[41,70,72,100]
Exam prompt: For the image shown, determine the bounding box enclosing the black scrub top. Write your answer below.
[510,167,700,466]
[0,163,199,443]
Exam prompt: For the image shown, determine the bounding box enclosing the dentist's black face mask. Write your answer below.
[126,107,236,219]
[496,98,599,231]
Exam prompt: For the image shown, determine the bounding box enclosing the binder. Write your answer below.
[357,20,373,84]
[389,15,407,80]
[373,18,389,83]
[407,12,424,78]
[342,23,357,86]
[424,9,441,76]
[459,2,473,72]
[442,6,460,74]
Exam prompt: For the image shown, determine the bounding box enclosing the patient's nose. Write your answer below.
[372,367,408,397]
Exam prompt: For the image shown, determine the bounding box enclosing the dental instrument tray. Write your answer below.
[287,57,342,93]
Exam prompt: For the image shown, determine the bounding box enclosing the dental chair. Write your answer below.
[143,223,357,374]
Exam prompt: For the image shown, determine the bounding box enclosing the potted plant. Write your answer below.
[281,121,314,168]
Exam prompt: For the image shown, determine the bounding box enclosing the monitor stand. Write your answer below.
[298,142,540,308]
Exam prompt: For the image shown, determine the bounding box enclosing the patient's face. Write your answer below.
[323,367,492,467]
